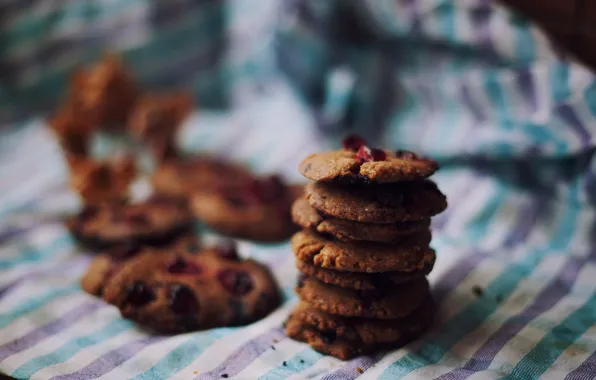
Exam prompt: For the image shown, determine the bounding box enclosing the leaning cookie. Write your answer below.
[67,195,194,257]
[306,180,447,224]
[286,297,435,360]
[101,245,281,333]
[292,197,430,243]
[299,135,438,184]
[296,276,429,319]
[292,230,433,273]
[191,175,300,242]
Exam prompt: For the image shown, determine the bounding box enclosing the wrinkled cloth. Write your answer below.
[1,0,596,379]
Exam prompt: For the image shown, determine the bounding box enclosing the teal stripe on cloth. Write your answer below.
[0,285,78,329]
[551,64,571,103]
[503,291,596,380]
[133,329,228,380]
[514,20,535,63]
[378,180,581,380]
[11,319,133,379]
[0,234,73,270]
[258,348,323,380]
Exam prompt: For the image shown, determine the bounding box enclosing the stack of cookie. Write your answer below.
[286,135,447,360]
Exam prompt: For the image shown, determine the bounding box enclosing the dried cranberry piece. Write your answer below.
[395,150,419,160]
[124,281,156,306]
[217,269,254,296]
[356,145,386,163]
[342,134,366,151]
[215,241,240,261]
[166,256,203,274]
[168,284,199,314]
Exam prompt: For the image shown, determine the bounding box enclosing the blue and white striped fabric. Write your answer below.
[1,0,596,379]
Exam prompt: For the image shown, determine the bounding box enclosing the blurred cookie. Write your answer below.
[101,244,281,333]
[291,197,430,242]
[67,195,194,256]
[191,175,300,242]
[299,135,438,184]
[291,230,433,273]
[296,276,429,319]
[286,297,434,360]
[152,155,253,198]
[306,180,447,224]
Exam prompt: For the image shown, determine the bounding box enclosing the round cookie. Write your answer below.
[291,230,433,273]
[191,176,301,242]
[152,155,253,198]
[286,297,435,360]
[306,180,447,223]
[291,197,430,242]
[295,257,434,290]
[299,135,438,184]
[67,195,194,257]
[102,245,281,333]
[296,276,429,319]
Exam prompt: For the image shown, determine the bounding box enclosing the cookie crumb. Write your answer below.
[357,367,363,374]
[193,370,198,374]
[472,286,483,297]
[271,345,276,350]
[221,375,229,379]
[283,361,287,366]
[273,338,279,343]
[300,359,305,364]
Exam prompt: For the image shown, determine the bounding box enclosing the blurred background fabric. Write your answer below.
[1,0,596,379]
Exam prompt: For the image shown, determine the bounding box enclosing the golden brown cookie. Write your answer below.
[291,197,430,242]
[152,155,253,198]
[306,180,447,223]
[101,245,281,333]
[296,276,429,319]
[190,175,299,242]
[295,258,434,290]
[48,102,95,158]
[286,297,435,360]
[67,196,194,256]
[298,135,438,184]
[128,92,193,162]
[291,230,433,273]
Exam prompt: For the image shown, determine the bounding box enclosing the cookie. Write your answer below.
[286,297,434,360]
[295,258,433,290]
[306,180,447,223]
[291,197,430,242]
[68,53,138,129]
[298,135,438,184]
[292,230,433,273]
[48,102,95,158]
[128,92,193,162]
[102,244,281,333]
[152,155,253,198]
[191,176,301,242]
[296,276,429,319]
[67,195,194,256]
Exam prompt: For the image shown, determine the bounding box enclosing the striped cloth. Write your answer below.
[1,0,596,379]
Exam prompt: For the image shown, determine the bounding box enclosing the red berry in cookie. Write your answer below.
[124,281,155,306]
[165,256,203,274]
[356,145,386,162]
[342,134,366,151]
[168,284,199,314]
[217,269,254,296]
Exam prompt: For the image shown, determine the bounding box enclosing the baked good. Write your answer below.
[291,230,433,273]
[296,276,429,319]
[305,180,447,223]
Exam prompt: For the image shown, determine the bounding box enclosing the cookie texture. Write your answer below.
[102,245,281,333]
[67,196,193,256]
[292,230,433,273]
[306,180,447,223]
[286,297,434,360]
[296,276,429,319]
[295,258,434,290]
[299,149,438,184]
[152,155,253,197]
[191,176,301,242]
[292,197,430,242]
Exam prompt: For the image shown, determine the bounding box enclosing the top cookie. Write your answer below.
[299,135,438,184]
